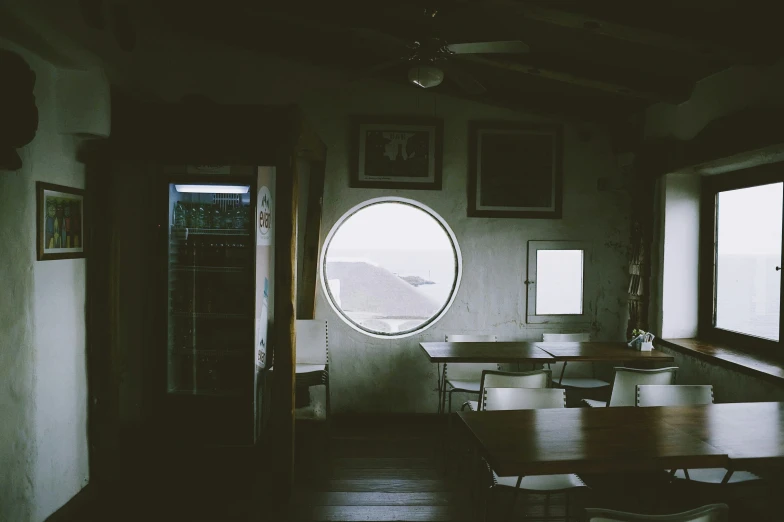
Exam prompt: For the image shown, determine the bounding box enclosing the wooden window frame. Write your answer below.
[698,163,784,355]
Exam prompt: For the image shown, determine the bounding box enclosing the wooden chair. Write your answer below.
[441,334,498,414]
[585,503,728,521]
[543,333,610,390]
[635,384,760,485]
[583,367,678,408]
[481,387,587,521]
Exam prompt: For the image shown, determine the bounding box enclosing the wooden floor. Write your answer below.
[277,415,587,522]
[79,415,779,521]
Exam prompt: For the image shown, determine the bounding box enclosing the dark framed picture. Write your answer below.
[350,116,443,190]
[468,121,563,218]
[36,182,85,261]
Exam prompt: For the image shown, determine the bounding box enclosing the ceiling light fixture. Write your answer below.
[175,184,250,194]
[408,65,444,89]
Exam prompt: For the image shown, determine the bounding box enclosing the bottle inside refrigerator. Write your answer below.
[167,182,254,399]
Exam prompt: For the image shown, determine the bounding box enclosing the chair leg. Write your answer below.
[508,476,523,519]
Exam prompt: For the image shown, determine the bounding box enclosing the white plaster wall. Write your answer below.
[645,59,784,140]
[645,57,784,399]
[0,38,103,521]
[300,81,630,413]
[659,173,701,339]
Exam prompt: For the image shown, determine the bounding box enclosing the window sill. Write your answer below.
[658,338,784,386]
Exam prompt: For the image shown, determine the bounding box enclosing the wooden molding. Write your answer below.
[297,160,325,320]
[271,151,298,502]
[516,3,760,65]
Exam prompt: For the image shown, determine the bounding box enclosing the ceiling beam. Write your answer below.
[459,55,691,104]
[510,3,760,65]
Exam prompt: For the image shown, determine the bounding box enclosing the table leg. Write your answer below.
[509,476,523,519]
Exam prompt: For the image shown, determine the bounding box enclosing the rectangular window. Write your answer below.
[701,165,784,350]
[527,241,593,324]
[715,183,782,341]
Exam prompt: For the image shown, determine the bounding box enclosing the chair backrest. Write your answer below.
[483,387,566,411]
[295,320,328,365]
[481,369,551,391]
[443,334,499,381]
[478,370,551,410]
[542,332,590,342]
[586,503,728,522]
[636,385,714,407]
[607,367,678,407]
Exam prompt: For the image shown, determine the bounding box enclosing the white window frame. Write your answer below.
[319,196,463,339]
[526,240,595,325]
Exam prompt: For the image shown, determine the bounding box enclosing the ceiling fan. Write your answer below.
[356,9,530,94]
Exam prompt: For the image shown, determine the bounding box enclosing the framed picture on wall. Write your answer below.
[350,116,443,190]
[36,182,85,260]
[468,121,563,218]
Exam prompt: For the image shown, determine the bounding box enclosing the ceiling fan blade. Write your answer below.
[447,40,530,54]
[438,61,486,95]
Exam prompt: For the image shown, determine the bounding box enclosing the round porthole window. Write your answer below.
[320,197,462,339]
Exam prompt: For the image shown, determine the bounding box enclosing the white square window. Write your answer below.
[527,240,593,324]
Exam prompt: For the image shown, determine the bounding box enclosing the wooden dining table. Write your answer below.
[420,342,555,413]
[535,341,675,363]
[458,406,730,478]
[420,341,675,413]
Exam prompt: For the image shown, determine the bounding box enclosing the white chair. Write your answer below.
[635,384,714,408]
[635,384,761,485]
[271,320,330,418]
[480,387,586,521]
[462,369,552,411]
[583,367,678,408]
[543,333,610,390]
[442,334,498,414]
[585,503,728,522]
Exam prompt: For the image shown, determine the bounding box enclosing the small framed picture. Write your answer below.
[350,116,443,190]
[36,182,85,260]
[468,121,563,218]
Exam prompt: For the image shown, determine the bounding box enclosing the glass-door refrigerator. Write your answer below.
[164,178,257,446]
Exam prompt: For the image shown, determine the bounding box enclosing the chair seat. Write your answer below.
[493,471,586,491]
[269,364,327,387]
[674,468,762,484]
[296,363,327,374]
[556,377,610,389]
[582,398,607,408]
[464,400,479,411]
[446,379,481,393]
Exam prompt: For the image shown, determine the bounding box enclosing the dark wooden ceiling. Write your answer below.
[158,0,784,122]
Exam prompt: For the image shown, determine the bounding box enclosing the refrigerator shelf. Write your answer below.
[171,228,249,238]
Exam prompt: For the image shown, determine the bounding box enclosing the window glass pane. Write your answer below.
[324,201,459,336]
[536,250,583,315]
[716,182,782,341]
